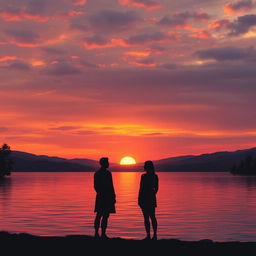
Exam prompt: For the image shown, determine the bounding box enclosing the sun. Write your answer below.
[120,156,137,165]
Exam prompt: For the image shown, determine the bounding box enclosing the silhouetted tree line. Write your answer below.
[230,155,256,175]
[0,144,12,178]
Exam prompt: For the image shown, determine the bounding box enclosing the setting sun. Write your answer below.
[120,156,137,165]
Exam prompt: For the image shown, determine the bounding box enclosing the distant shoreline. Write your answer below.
[8,170,228,172]
[0,232,256,255]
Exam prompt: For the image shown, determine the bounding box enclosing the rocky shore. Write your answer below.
[1,232,256,255]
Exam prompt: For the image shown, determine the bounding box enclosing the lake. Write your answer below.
[1,172,256,241]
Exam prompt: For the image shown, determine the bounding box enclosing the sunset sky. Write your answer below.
[0,0,256,162]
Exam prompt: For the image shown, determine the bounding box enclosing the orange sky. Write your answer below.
[1,0,256,163]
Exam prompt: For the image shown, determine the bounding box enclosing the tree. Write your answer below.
[230,155,256,175]
[0,143,12,177]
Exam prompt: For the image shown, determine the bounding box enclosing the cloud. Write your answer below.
[49,126,82,131]
[0,6,49,22]
[126,31,168,45]
[41,47,66,55]
[131,57,156,67]
[208,19,231,30]
[195,46,256,61]
[88,9,141,33]
[159,63,177,69]
[53,10,84,20]
[79,60,99,68]
[0,56,18,62]
[190,29,211,39]
[83,35,127,49]
[209,14,256,36]
[0,127,8,132]
[7,61,31,71]
[4,29,42,47]
[224,0,254,14]
[119,0,161,10]
[149,44,166,53]
[229,14,256,35]
[124,51,151,57]
[69,23,88,31]
[44,63,82,75]
[158,11,210,27]
[72,0,87,6]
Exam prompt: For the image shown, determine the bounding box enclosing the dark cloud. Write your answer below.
[72,130,98,135]
[49,126,82,131]
[80,60,99,68]
[135,57,155,66]
[126,31,167,44]
[44,63,82,75]
[83,35,109,46]
[149,44,166,53]
[27,0,48,14]
[195,46,256,61]
[88,9,141,33]
[158,11,210,27]
[141,132,164,136]
[4,29,41,46]
[41,47,66,55]
[229,14,256,35]
[8,61,31,71]
[224,0,254,13]
[69,23,88,31]
[0,127,8,132]
[159,63,177,69]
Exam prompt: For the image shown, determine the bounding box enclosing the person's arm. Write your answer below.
[138,175,144,206]
[110,172,116,203]
[94,173,100,193]
[154,175,159,194]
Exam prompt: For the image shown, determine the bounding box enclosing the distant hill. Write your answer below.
[11,151,98,172]
[10,147,256,172]
[153,147,256,172]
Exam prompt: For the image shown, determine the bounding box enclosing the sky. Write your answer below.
[0,0,256,163]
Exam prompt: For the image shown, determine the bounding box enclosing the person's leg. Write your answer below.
[149,209,157,240]
[101,213,109,238]
[142,209,151,239]
[94,212,102,237]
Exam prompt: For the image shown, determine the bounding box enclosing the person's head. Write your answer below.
[99,157,109,169]
[144,160,155,174]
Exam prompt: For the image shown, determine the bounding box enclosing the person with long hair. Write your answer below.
[94,157,116,239]
[138,160,159,240]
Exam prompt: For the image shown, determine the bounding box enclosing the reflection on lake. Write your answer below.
[1,172,256,241]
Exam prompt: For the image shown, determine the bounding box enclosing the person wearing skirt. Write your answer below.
[138,160,159,240]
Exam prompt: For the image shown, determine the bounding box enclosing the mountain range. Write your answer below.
[10,147,256,172]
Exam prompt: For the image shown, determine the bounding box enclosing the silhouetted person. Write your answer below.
[138,160,158,240]
[94,157,116,239]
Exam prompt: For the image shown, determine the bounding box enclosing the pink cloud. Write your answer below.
[72,0,87,6]
[130,57,156,67]
[83,35,128,49]
[224,0,254,14]
[53,10,84,20]
[190,30,211,39]
[0,7,49,22]
[4,29,43,47]
[208,19,231,30]
[158,11,210,28]
[0,56,18,62]
[119,0,162,10]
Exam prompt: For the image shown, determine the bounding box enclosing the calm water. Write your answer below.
[1,172,256,241]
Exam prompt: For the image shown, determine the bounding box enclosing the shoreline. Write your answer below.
[1,232,256,255]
